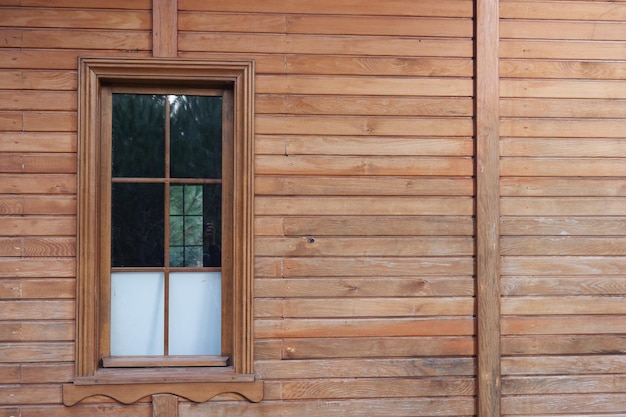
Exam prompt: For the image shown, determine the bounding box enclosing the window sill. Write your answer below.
[63,367,262,405]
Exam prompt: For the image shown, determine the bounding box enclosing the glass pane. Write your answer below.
[203,184,222,267]
[170,95,222,179]
[111,272,164,356]
[112,183,164,267]
[112,94,165,178]
[169,184,221,267]
[169,272,221,355]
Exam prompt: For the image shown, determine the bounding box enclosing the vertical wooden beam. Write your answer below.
[153,0,178,57]
[153,394,178,417]
[476,0,501,416]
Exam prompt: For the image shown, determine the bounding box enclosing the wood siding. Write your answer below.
[500,0,626,415]
[0,1,624,416]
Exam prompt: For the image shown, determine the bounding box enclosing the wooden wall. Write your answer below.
[0,1,624,416]
[499,0,626,415]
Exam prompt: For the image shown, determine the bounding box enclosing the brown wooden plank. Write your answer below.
[502,98,626,119]
[0,112,22,131]
[502,237,626,256]
[0,321,74,341]
[281,377,475,399]
[256,115,473,136]
[256,95,474,117]
[179,12,286,33]
[501,158,626,177]
[503,374,626,395]
[0,49,152,70]
[0,154,76,173]
[0,258,75,277]
[502,79,626,99]
[256,277,475,298]
[256,176,474,196]
[0,386,61,405]
[0,29,150,50]
[256,236,474,257]
[14,0,151,8]
[282,56,474,77]
[0,174,76,193]
[502,393,626,415]
[0,342,74,363]
[502,277,626,296]
[0,133,76,152]
[11,404,151,417]
[476,0,500,416]
[20,363,74,383]
[501,20,626,41]
[256,155,473,176]
[0,8,151,29]
[502,118,626,138]
[282,336,475,359]
[502,355,626,376]
[256,136,474,155]
[501,216,626,236]
[281,256,475,277]
[257,75,473,96]
[0,300,74,320]
[502,315,626,335]
[153,0,177,57]
[1,70,77,90]
[501,178,626,197]
[502,335,626,356]
[501,138,626,157]
[501,40,626,60]
[0,195,76,215]
[179,0,474,17]
[23,237,75,257]
[0,365,20,384]
[261,297,475,318]
[280,216,475,236]
[501,1,626,21]
[180,33,473,57]
[0,217,76,236]
[502,256,626,276]
[255,196,474,216]
[179,399,474,417]
[0,278,75,299]
[502,296,626,315]
[152,394,178,417]
[255,357,476,379]
[23,112,76,132]
[501,197,626,216]
[255,317,475,338]
[501,59,626,80]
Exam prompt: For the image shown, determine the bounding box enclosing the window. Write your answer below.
[64,58,260,406]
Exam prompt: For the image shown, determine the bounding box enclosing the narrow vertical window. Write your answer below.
[104,91,230,363]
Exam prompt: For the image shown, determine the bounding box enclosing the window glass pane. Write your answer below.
[111,272,164,356]
[112,183,164,267]
[170,95,222,179]
[169,184,221,268]
[169,272,221,355]
[112,94,165,178]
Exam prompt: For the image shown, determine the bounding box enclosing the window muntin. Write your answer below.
[104,89,230,361]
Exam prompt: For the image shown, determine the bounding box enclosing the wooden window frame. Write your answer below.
[63,57,261,406]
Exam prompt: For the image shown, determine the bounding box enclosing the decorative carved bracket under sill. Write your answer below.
[62,381,264,406]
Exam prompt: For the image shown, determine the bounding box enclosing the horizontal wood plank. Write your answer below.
[502,276,626,296]
[0,8,151,29]
[502,256,626,276]
[0,321,74,341]
[501,216,626,236]
[0,278,75,299]
[502,335,626,356]
[501,197,626,216]
[501,237,626,256]
[502,315,626,335]
[256,317,475,338]
[0,342,74,363]
[179,0,474,18]
[281,336,475,359]
[256,136,474,155]
[255,277,475,298]
[255,357,476,379]
[255,236,474,257]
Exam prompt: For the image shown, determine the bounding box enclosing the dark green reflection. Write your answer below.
[168,184,221,267]
[112,94,165,178]
[111,183,164,267]
[170,95,222,179]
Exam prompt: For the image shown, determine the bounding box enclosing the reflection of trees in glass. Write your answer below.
[110,94,223,268]
[112,94,165,178]
[170,95,222,179]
